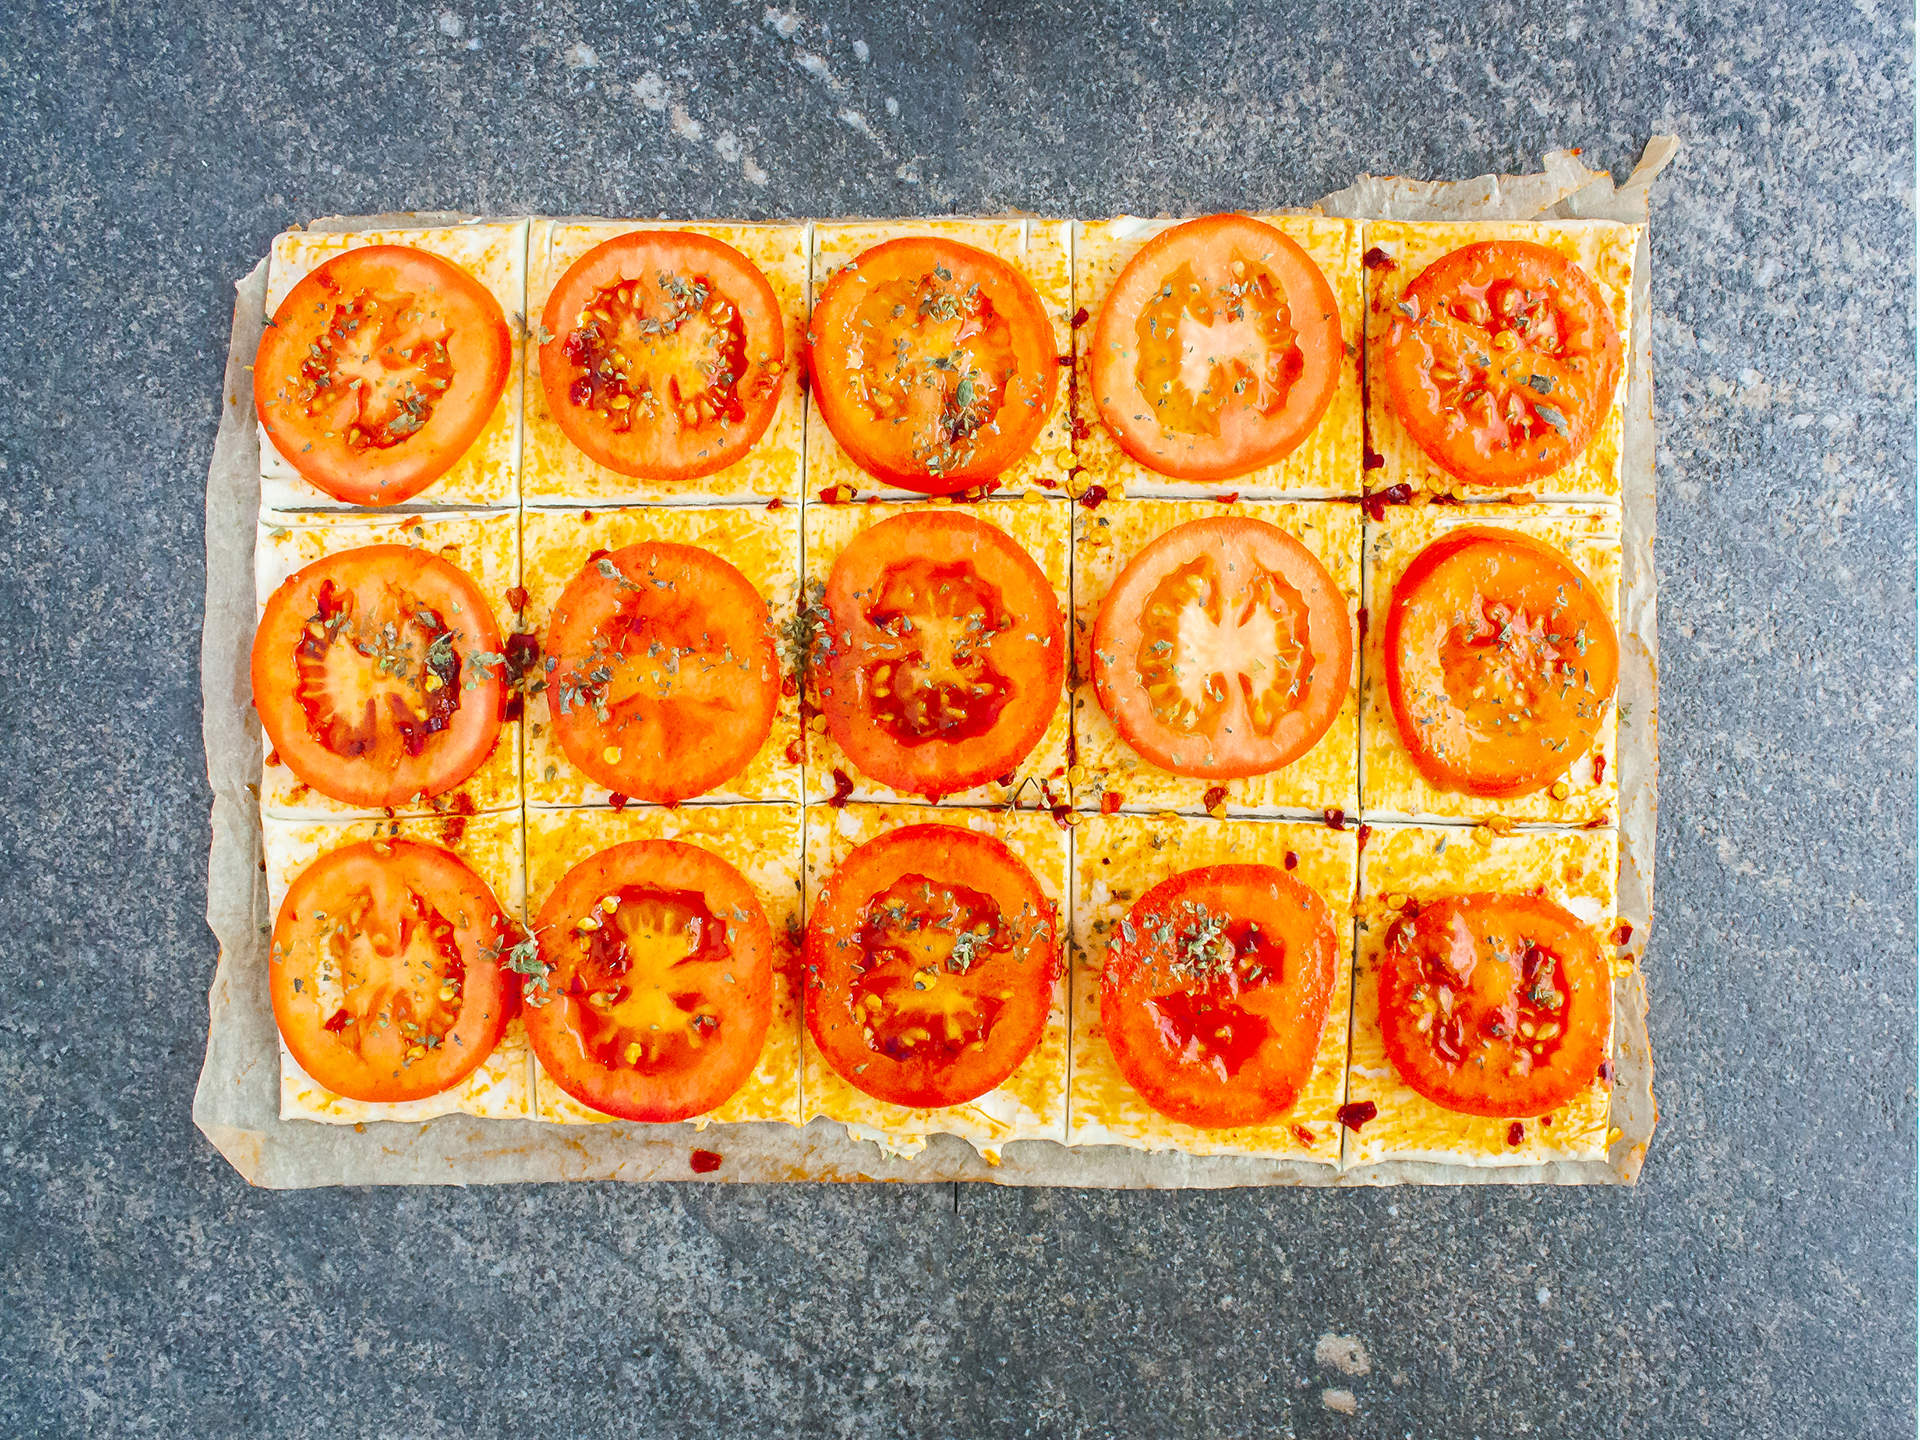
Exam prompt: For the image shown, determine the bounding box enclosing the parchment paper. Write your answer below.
[195,142,1674,1188]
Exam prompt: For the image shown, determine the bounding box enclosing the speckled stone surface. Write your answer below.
[0,3,1912,1436]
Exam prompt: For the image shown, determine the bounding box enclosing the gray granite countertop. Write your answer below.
[1,3,1912,1436]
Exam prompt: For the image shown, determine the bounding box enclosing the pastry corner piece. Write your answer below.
[1343,821,1620,1171]
[258,218,528,513]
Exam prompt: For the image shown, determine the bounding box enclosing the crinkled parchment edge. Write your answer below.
[193,141,1673,1188]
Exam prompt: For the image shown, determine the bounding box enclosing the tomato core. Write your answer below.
[1131,258,1306,439]
[312,883,468,1064]
[295,579,463,759]
[1377,894,1610,1117]
[564,885,733,1074]
[853,873,1015,1064]
[863,560,1014,746]
[1143,914,1288,1081]
[558,271,762,439]
[295,288,455,449]
[1134,553,1316,741]
[843,272,1019,481]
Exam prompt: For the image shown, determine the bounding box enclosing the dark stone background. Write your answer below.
[1,2,1912,1435]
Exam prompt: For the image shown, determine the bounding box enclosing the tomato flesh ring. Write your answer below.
[817,512,1064,800]
[806,237,1060,493]
[526,840,774,1122]
[1381,240,1623,487]
[269,839,517,1104]
[1100,864,1337,1129]
[255,245,512,505]
[1091,214,1343,482]
[252,545,507,809]
[539,231,787,482]
[805,825,1059,1109]
[545,542,779,804]
[1091,517,1351,779]
[1384,527,1619,799]
[1376,893,1610,1118]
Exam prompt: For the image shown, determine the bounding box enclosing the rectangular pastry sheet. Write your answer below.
[196,142,1673,1188]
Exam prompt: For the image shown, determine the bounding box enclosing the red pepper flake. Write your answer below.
[1598,1059,1615,1086]
[1363,246,1398,271]
[1292,1124,1317,1147]
[1613,921,1634,946]
[1336,1100,1377,1132]
[1071,306,1090,328]
[766,496,785,510]
[1100,790,1124,816]
[1507,1121,1526,1146]
[440,791,477,846]
[608,793,629,812]
[1214,491,1240,505]
[1356,823,1372,853]
[1323,808,1346,831]
[1539,1113,1554,1127]
[1077,483,1109,511]
[1284,850,1298,870]
[1592,754,1608,785]
[1583,814,1614,830]
[505,585,529,612]
[827,768,855,807]
[1070,415,1092,442]
[1056,352,1073,367]
[581,509,594,522]
[323,1008,351,1033]
[1362,447,1386,471]
[1356,606,1368,640]
[1362,483,1413,521]
[1202,785,1228,815]
[264,748,281,768]
[817,484,849,505]
[689,1149,722,1174]
[780,675,799,698]
[501,631,542,724]
[783,739,805,766]
[587,547,611,567]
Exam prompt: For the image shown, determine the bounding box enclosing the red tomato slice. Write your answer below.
[1091,215,1343,481]
[805,825,1059,1109]
[1101,864,1337,1128]
[1385,527,1618,798]
[806,237,1060,493]
[1380,240,1623,487]
[539,231,787,481]
[255,245,512,505]
[252,545,506,809]
[1377,893,1611,1117]
[544,542,778,804]
[815,512,1064,799]
[270,838,518,1103]
[525,840,774,1122]
[1091,516,1351,779]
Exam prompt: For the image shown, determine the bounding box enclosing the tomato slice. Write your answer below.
[1090,517,1351,779]
[255,245,511,505]
[1380,240,1623,487]
[525,840,773,1122]
[1090,215,1342,482]
[1377,893,1611,1117]
[815,512,1064,799]
[543,543,777,804]
[1385,527,1618,798]
[806,238,1060,493]
[805,825,1058,1108]
[1101,864,1337,1128]
[538,231,787,481]
[252,545,506,809]
[270,838,518,1103]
